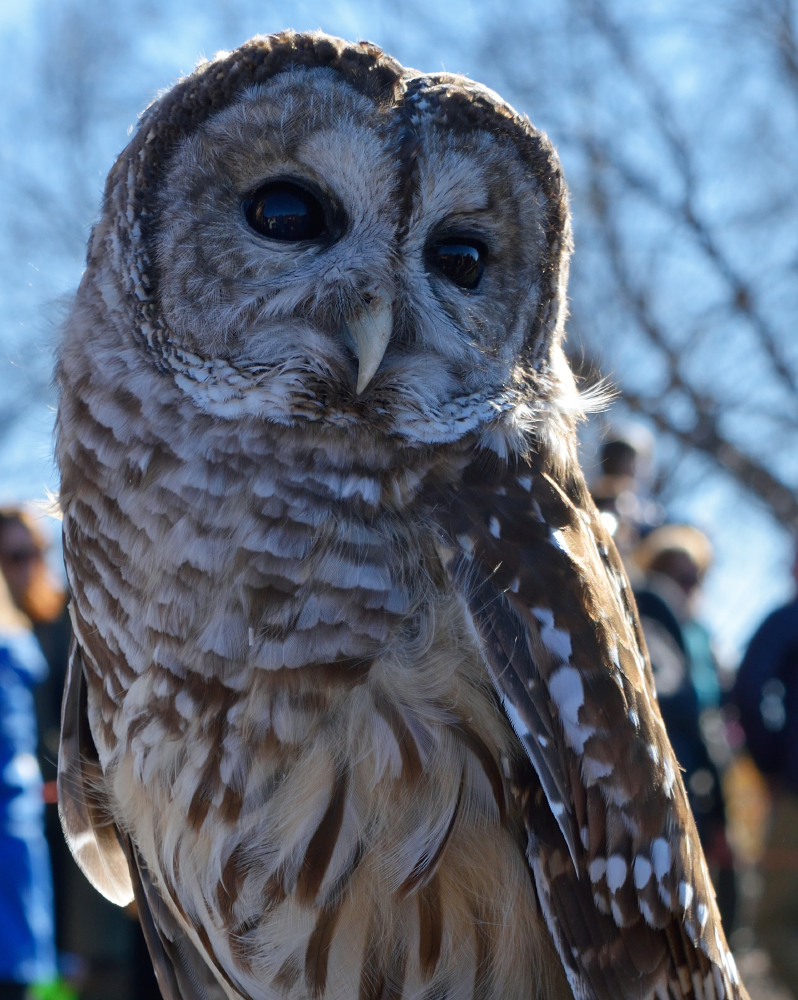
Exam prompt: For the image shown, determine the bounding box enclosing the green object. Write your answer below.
[29,978,79,1000]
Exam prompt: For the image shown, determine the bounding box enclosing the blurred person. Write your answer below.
[0,510,65,624]
[0,559,57,999]
[633,525,736,932]
[731,543,798,994]
[0,509,78,988]
[0,510,148,1000]
[635,524,721,711]
[590,425,663,567]
[0,509,70,800]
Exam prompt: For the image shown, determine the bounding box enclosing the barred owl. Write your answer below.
[55,31,746,1000]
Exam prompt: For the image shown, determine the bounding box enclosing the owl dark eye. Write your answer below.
[243,182,327,241]
[429,240,486,290]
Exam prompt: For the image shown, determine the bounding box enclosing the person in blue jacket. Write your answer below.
[0,572,57,1000]
[732,547,798,994]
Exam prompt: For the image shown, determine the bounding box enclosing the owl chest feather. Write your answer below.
[61,402,567,1000]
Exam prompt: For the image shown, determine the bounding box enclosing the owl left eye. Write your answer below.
[243,182,327,242]
[428,240,486,290]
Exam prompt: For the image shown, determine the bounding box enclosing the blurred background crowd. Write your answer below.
[1,1,798,998]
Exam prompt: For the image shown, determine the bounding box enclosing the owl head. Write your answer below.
[66,31,574,452]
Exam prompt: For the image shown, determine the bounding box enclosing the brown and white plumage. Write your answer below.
[55,31,746,1000]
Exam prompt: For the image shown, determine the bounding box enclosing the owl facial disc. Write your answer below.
[344,291,394,394]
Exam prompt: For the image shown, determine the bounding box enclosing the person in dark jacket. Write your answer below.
[633,525,736,932]
[731,547,798,993]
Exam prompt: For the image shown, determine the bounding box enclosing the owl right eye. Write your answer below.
[243,182,327,242]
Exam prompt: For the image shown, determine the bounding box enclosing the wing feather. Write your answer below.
[121,836,231,1000]
[57,630,134,906]
[59,618,235,998]
[434,447,746,1000]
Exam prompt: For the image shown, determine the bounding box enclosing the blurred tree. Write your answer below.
[0,0,135,446]
[482,0,798,529]
[562,0,798,529]
[1,0,796,534]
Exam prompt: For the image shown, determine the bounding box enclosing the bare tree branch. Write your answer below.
[568,336,798,531]
[582,0,798,400]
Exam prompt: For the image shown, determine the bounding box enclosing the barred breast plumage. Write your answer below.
[56,29,746,1000]
[59,337,565,999]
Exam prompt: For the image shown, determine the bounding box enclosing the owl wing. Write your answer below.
[58,625,229,1000]
[123,835,231,1000]
[57,631,134,906]
[434,448,745,1000]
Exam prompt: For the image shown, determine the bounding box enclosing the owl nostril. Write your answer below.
[358,282,390,307]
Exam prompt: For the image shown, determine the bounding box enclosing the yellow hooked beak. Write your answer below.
[344,294,393,395]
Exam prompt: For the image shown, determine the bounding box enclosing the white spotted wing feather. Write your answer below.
[436,448,743,1000]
